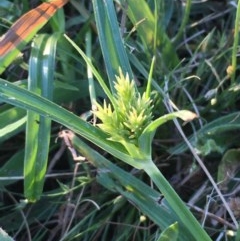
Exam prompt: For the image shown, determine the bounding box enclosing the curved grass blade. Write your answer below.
[139,111,197,156]
[24,34,59,202]
[64,34,117,109]
[0,71,212,240]
[0,79,143,169]
[0,0,69,74]
[173,0,192,44]
[68,132,193,241]
[92,0,133,92]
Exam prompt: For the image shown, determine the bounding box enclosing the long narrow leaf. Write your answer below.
[92,0,133,92]
[24,34,59,201]
[0,0,69,73]
[64,34,117,109]
[139,110,197,155]
[68,132,193,241]
[0,79,144,169]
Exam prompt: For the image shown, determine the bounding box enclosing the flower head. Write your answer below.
[94,69,153,146]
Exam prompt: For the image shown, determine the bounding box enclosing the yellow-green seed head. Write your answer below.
[94,69,153,146]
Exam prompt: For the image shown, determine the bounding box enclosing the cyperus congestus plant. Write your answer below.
[94,70,153,146]
[94,69,197,161]
[93,68,212,241]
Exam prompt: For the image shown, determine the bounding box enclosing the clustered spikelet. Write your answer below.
[94,69,153,145]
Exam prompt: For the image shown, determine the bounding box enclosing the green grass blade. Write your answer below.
[139,111,197,155]
[92,0,133,92]
[143,161,212,241]
[24,34,59,201]
[85,30,97,108]
[49,7,66,33]
[231,0,240,83]
[0,107,26,143]
[173,0,192,44]
[64,34,117,108]
[69,133,193,241]
[0,79,144,169]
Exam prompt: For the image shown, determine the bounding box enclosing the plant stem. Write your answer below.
[143,160,212,241]
[231,0,240,84]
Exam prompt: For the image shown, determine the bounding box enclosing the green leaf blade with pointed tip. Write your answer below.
[0,78,144,169]
[24,34,59,202]
[157,222,179,241]
[139,110,197,155]
[92,0,134,92]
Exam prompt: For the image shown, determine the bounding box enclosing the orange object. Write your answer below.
[0,0,69,57]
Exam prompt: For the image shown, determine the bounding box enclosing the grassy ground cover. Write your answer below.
[0,0,240,240]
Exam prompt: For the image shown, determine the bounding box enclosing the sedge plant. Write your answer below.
[91,68,212,241]
[0,64,212,240]
[0,0,213,239]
